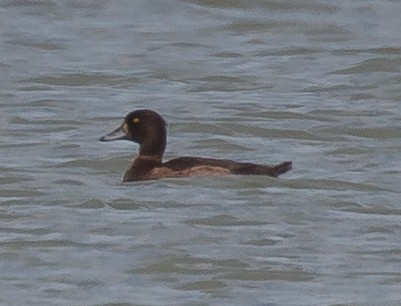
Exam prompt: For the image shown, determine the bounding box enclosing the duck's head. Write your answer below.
[100,109,167,159]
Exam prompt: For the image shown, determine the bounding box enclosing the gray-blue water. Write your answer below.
[1,1,401,305]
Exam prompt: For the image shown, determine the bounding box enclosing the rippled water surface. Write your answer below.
[1,1,401,305]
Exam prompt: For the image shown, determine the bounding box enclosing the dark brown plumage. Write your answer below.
[100,109,292,182]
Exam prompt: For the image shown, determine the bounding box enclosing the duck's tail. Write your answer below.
[271,161,292,177]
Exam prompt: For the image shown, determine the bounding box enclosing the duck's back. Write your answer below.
[162,157,292,177]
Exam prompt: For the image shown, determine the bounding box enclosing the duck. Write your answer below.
[99,109,292,182]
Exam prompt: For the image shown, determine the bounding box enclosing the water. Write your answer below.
[1,1,401,305]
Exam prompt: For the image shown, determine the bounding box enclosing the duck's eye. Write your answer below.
[132,117,140,124]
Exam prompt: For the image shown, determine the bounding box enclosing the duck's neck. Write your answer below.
[138,130,166,162]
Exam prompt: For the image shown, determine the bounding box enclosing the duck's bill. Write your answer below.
[99,122,128,142]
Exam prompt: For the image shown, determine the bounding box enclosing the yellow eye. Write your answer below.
[132,117,140,123]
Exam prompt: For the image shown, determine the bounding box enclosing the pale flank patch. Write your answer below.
[148,165,230,179]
